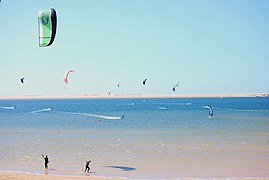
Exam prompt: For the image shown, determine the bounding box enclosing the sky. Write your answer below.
[0,0,268,96]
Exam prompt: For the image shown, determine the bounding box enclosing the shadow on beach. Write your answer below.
[103,166,136,171]
[84,172,97,176]
[44,168,57,175]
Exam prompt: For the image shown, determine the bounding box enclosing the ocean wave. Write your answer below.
[153,102,192,106]
[128,103,136,106]
[0,106,16,110]
[30,108,53,114]
[212,107,269,112]
[153,102,178,105]
[116,102,136,106]
[68,112,123,120]
[181,102,192,106]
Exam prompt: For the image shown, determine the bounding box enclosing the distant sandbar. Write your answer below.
[0,93,268,100]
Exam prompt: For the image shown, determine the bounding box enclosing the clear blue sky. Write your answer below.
[0,0,268,96]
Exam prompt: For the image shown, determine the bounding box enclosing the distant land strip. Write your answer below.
[0,93,268,100]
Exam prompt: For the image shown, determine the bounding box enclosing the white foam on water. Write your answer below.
[68,112,122,120]
[0,106,16,109]
[30,108,53,114]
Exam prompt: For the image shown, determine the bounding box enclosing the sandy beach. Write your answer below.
[0,172,124,180]
[0,172,268,180]
[0,93,268,100]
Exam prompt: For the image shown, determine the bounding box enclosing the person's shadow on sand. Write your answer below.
[84,171,97,176]
[44,168,57,175]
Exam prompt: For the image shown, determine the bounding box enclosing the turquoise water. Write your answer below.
[0,97,269,178]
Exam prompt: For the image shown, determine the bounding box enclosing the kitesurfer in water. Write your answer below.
[42,155,49,169]
[84,160,91,173]
[121,115,125,119]
[208,105,213,117]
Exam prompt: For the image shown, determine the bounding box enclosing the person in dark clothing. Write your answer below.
[42,154,49,169]
[84,160,91,173]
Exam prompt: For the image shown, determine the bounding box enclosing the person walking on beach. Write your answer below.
[42,154,49,169]
[84,160,91,173]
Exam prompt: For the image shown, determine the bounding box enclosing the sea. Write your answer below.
[0,97,269,179]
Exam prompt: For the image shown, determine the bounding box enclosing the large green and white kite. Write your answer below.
[38,8,57,47]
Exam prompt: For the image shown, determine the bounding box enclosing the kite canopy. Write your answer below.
[64,70,74,84]
[172,81,180,92]
[38,8,57,47]
[207,105,213,117]
[20,78,24,83]
[203,105,214,117]
[143,79,147,85]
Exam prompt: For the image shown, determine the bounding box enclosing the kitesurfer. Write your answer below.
[42,155,49,169]
[208,105,213,117]
[121,115,125,119]
[84,160,91,173]
[203,105,214,118]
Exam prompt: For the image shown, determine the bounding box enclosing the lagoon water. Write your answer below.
[0,97,269,179]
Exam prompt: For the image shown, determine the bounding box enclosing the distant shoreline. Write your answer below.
[0,93,268,100]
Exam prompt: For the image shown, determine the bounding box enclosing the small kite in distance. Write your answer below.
[64,70,74,84]
[20,78,25,83]
[143,79,147,85]
[117,83,121,88]
[172,81,179,92]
